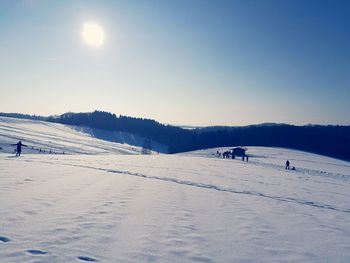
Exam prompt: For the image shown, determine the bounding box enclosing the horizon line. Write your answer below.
[0,111,349,128]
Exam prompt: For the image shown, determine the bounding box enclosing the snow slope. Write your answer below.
[0,117,141,155]
[1,118,350,262]
[72,126,168,153]
[180,146,350,178]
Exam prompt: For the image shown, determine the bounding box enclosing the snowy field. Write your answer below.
[1,118,350,262]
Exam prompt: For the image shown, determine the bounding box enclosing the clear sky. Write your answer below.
[0,0,349,126]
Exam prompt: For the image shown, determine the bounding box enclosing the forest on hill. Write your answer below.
[1,111,349,161]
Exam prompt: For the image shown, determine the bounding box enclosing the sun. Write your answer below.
[81,22,105,48]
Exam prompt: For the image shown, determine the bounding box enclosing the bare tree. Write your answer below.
[142,138,152,155]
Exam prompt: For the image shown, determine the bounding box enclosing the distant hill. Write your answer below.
[1,111,349,160]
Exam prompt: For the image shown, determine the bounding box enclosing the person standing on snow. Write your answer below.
[11,141,28,156]
[285,160,290,170]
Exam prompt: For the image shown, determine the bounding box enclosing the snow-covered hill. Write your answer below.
[72,125,168,153]
[0,117,141,155]
[1,118,350,262]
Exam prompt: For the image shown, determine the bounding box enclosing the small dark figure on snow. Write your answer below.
[285,160,290,170]
[11,141,27,156]
[246,156,249,162]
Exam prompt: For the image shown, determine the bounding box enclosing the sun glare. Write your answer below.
[82,22,105,48]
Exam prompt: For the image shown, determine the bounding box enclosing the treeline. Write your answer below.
[54,111,193,152]
[192,124,350,161]
[1,111,349,160]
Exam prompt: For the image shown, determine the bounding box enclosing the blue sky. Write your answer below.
[0,0,349,126]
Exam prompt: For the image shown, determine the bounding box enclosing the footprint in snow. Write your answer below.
[0,236,11,242]
[27,250,48,255]
[78,256,98,262]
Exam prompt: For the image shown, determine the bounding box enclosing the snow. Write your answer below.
[0,117,141,155]
[1,118,350,262]
[72,126,168,153]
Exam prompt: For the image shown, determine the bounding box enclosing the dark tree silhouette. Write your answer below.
[142,138,152,155]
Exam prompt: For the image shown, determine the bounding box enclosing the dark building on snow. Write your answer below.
[231,147,247,157]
